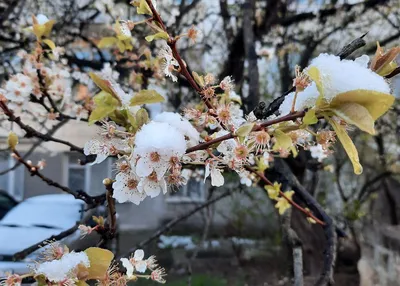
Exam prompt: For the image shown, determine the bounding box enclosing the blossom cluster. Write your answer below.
[0,243,165,285]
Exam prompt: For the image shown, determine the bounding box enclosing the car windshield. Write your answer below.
[0,201,83,229]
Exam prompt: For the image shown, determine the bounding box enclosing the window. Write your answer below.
[166,178,206,203]
[65,153,114,196]
[0,155,25,201]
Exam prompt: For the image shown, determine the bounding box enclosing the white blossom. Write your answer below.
[120,249,148,276]
[140,175,168,198]
[2,73,33,103]
[158,42,179,82]
[112,169,146,205]
[220,76,234,91]
[204,163,224,187]
[310,144,328,162]
[84,138,127,165]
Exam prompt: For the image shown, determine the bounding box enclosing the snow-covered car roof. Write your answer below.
[24,194,84,204]
[0,198,83,229]
[0,225,66,255]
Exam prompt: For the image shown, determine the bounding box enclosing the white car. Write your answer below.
[0,194,104,275]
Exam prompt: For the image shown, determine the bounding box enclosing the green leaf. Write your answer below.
[93,91,120,106]
[42,39,56,50]
[272,130,293,151]
[330,103,375,135]
[130,89,165,106]
[192,71,205,87]
[137,0,153,15]
[89,73,114,95]
[7,131,18,150]
[89,105,116,125]
[328,117,363,175]
[116,40,126,53]
[145,31,169,42]
[303,109,318,125]
[89,92,119,125]
[97,37,118,48]
[85,247,114,280]
[330,89,395,121]
[235,123,255,137]
[136,108,149,127]
[307,66,324,107]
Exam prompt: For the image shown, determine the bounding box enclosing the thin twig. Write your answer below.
[12,149,105,206]
[105,179,117,238]
[246,165,325,225]
[0,101,84,153]
[186,111,306,153]
[13,222,80,260]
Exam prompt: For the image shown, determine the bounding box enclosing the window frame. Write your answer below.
[0,156,25,201]
[64,153,113,196]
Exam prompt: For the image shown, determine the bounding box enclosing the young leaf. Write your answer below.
[235,122,255,137]
[89,73,114,95]
[136,108,149,127]
[130,90,165,106]
[330,103,375,135]
[89,91,119,124]
[192,71,205,87]
[136,0,153,15]
[329,118,363,175]
[303,109,318,125]
[272,130,293,151]
[7,131,18,150]
[145,31,169,42]
[98,37,118,48]
[88,105,116,125]
[42,39,56,50]
[330,89,395,120]
[307,66,324,106]
[85,247,114,280]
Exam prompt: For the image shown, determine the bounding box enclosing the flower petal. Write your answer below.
[134,249,145,260]
[136,157,153,177]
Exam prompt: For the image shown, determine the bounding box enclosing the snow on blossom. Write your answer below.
[101,63,120,81]
[307,53,390,102]
[112,168,146,204]
[204,162,224,187]
[279,53,391,115]
[279,82,319,115]
[35,252,90,283]
[309,144,328,162]
[154,112,200,147]
[134,121,186,178]
[35,14,50,25]
[158,42,179,82]
[2,73,33,104]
